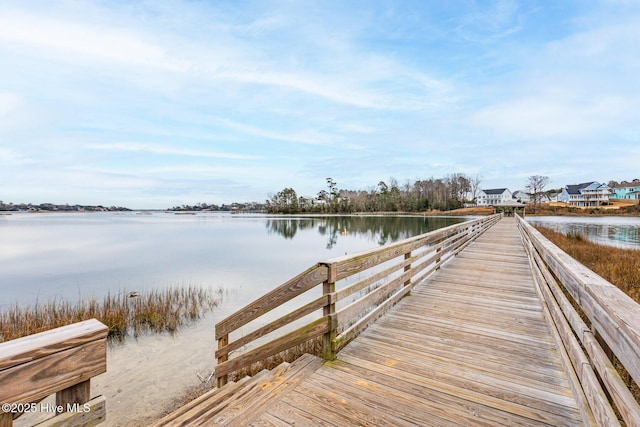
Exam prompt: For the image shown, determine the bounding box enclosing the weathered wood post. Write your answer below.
[217,334,229,388]
[322,262,337,361]
[56,379,90,414]
[435,244,443,270]
[404,251,412,290]
[0,412,11,427]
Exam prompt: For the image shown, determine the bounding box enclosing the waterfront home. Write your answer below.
[477,188,512,206]
[559,182,611,207]
[611,181,640,200]
[545,191,560,202]
[512,190,530,203]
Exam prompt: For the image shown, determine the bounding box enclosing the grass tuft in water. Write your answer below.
[0,285,224,344]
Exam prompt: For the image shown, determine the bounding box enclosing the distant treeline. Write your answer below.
[266,175,482,214]
[169,202,265,212]
[0,201,130,212]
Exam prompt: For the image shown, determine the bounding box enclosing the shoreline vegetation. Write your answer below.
[433,201,640,217]
[2,196,638,217]
[0,285,223,344]
[524,200,640,216]
[534,226,640,303]
[534,226,640,402]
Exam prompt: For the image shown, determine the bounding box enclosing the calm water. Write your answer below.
[526,216,640,249]
[0,212,468,310]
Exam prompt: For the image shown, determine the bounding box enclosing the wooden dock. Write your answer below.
[320,217,585,426]
[4,215,639,426]
[153,217,620,426]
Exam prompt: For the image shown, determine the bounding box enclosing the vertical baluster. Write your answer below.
[404,251,412,289]
[56,380,90,413]
[0,412,12,427]
[322,263,337,361]
[217,334,229,388]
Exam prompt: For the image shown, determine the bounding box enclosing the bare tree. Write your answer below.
[469,175,482,205]
[526,175,549,213]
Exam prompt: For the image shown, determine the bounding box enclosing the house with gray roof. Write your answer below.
[611,181,640,200]
[559,182,611,207]
[477,188,512,206]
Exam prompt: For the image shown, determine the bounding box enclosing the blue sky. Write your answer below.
[1,0,638,209]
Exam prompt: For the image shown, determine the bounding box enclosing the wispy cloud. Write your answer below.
[471,92,631,139]
[1,1,638,207]
[0,92,21,116]
[468,5,640,142]
[87,142,258,160]
[0,4,450,111]
[0,9,185,71]
[454,0,523,43]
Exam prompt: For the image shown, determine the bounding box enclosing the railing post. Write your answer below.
[0,412,12,427]
[591,326,615,364]
[435,245,442,270]
[217,334,229,388]
[404,251,412,290]
[323,263,337,361]
[57,379,90,413]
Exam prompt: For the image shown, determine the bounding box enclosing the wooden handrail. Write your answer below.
[215,264,329,340]
[516,215,640,426]
[0,319,108,427]
[214,214,502,386]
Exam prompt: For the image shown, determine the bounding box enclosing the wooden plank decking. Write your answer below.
[156,217,588,426]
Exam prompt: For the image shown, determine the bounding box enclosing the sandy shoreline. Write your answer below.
[95,321,217,426]
[15,303,238,427]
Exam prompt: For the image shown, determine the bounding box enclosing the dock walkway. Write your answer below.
[155,217,588,426]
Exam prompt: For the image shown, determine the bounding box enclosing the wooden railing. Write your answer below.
[214,214,502,387]
[0,319,107,427]
[516,215,640,426]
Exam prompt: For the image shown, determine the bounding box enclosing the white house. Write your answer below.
[559,182,611,207]
[477,188,512,206]
[512,190,530,203]
[545,192,560,203]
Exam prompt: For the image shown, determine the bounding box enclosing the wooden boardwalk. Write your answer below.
[154,217,590,426]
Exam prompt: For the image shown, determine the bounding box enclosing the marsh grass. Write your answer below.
[0,285,223,344]
[534,226,640,404]
[535,227,640,302]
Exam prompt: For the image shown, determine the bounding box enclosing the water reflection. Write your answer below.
[0,213,470,308]
[265,215,465,248]
[526,216,640,249]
